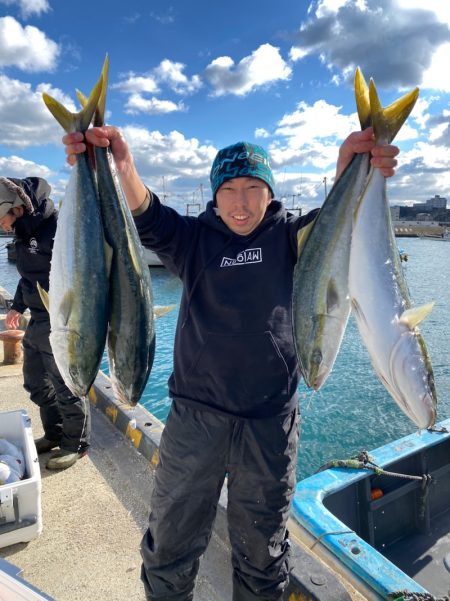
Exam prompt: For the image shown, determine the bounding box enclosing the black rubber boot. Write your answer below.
[34,437,60,454]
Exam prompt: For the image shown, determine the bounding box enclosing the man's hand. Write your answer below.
[63,126,131,173]
[62,125,148,212]
[336,127,399,180]
[5,309,21,330]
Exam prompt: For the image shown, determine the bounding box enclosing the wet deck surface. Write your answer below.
[384,509,450,597]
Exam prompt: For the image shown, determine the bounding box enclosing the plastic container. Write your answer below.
[0,409,42,548]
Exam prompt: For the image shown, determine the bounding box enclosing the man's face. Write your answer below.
[0,207,23,233]
[215,177,272,236]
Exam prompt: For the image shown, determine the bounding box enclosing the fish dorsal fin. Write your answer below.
[399,302,435,330]
[296,218,316,255]
[36,282,49,312]
[59,290,75,326]
[43,74,103,133]
[326,278,339,313]
[127,236,143,276]
[354,67,371,130]
[369,79,419,144]
[104,239,113,279]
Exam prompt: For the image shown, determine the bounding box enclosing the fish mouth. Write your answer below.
[302,348,324,390]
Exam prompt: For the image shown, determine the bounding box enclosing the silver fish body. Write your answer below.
[292,67,372,391]
[48,153,109,397]
[96,146,155,406]
[349,167,437,429]
[292,152,370,390]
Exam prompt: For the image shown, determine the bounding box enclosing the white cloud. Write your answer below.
[0,74,75,147]
[0,16,59,72]
[255,128,270,138]
[204,44,292,96]
[113,74,159,94]
[114,61,202,115]
[124,94,185,115]
[120,126,217,205]
[392,140,450,203]
[0,0,50,19]
[154,60,202,95]
[397,0,450,26]
[149,9,175,25]
[289,47,309,62]
[289,1,450,90]
[421,43,450,92]
[0,154,53,178]
[277,99,349,131]
[411,97,433,130]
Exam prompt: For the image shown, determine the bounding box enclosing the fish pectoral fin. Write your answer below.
[296,218,316,256]
[399,302,435,330]
[59,290,75,326]
[104,239,113,279]
[36,282,49,312]
[128,238,143,275]
[154,304,176,319]
[326,278,340,314]
[351,297,369,329]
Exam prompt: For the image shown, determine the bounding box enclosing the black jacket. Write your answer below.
[9,178,57,322]
[135,194,318,418]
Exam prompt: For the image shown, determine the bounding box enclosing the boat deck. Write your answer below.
[383,508,450,597]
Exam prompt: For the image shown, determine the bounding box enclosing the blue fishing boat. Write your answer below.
[292,419,450,600]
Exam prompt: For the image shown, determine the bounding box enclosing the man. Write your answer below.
[0,176,90,470]
[63,127,398,600]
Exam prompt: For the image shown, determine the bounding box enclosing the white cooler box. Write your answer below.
[0,410,42,548]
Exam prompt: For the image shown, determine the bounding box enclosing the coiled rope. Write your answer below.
[388,592,450,601]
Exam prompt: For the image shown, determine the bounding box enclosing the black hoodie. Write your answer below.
[9,177,57,321]
[135,194,318,419]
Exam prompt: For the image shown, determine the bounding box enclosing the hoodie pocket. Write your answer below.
[184,331,290,406]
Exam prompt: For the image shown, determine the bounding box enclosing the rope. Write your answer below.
[388,592,450,600]
[428,426,449,434]
[309,529,354,550]
[316,450,432,485]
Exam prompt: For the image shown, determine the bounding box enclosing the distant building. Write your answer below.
[426,194,447,209]
[390,206,400,220]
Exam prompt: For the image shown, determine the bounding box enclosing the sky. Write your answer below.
[0,0,449,214]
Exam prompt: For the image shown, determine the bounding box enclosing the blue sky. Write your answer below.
[0,0,449,214]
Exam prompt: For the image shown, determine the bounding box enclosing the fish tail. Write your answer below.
[354,67,370,130]
[76,54,108,128]
[369,79,419,144]
[43,73,103,133]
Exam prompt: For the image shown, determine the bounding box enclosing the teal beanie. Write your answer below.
[210,142,275,199]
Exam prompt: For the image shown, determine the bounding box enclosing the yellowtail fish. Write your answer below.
[40,75,109,397]
[77,56,155,406]
[292,68,371,390]
[349,80,436,429]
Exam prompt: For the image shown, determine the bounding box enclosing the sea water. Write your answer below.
[1,236,449,481]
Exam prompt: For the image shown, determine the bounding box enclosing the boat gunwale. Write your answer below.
[292,418,450,598]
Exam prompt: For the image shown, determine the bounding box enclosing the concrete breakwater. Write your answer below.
[393,220,448,237]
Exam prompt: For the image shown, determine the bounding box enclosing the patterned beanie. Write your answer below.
[210,142,275,199]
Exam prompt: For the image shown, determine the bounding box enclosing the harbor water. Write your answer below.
[1,236,449,481]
